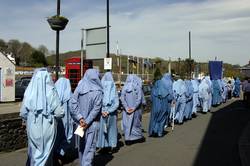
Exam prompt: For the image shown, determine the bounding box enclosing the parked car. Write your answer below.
[142,84,151,96]
[15,78,31,99]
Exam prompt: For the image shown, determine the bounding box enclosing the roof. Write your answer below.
[65,57,81,63]
[0,51,16,65]
[240,67,250,70]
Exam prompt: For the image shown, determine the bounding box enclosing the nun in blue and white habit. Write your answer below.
[191,79,200,114]
[212,79,222,106]
[121,74,144,143]
[20,69,65,166]
[183,80,194,120]
[97,72,119,149]
[221,79,228,102]
[71,69,103,166]
[233,77,241,97]
[161,73,174,127]
[218,79,224,103]
[54,77,74,157]
[199,78,210,113]
[173,79,187,124]
[134,75,147,106]
[205,76,213,110]
[149,76,173,137]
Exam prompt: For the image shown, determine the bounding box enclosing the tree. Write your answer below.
[31,51,48,67]
[19,42,34,66]
[0,39,8,54]
[38,45,49,57]
[182,58,195,79]
[154,67,162,82]
[7,39,22,65]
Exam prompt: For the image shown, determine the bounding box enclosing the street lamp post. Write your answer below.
[56,0,60,80]
[47,0,68,81]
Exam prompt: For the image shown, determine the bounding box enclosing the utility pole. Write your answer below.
[119,49,122,83]
[147,58,149,82]
[80,29,85,77]
[168,57,171,74]
[127,56,129,75]
[189,31,192,79]
[178,57,181,76]
[116,41,121,85]
[106,0,110,58]
[137,57,139,75]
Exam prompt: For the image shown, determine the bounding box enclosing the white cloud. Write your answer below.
[0,0,250,65]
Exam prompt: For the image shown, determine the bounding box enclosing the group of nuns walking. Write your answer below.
[148,75,241,137]
[20,68,145,166]
[20,68,240,166]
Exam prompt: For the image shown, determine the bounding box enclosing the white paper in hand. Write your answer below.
[74,125,85,137]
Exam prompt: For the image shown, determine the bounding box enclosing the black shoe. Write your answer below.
[138,137,146,143]
[125,140,133,146]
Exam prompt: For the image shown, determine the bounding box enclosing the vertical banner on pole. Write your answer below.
[209,61,223,80]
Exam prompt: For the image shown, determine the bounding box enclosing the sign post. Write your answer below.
[104,58,112,70]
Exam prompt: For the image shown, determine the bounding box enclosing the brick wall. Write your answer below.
[0,113,27,152]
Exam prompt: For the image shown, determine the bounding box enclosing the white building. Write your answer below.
[0,52,15,102]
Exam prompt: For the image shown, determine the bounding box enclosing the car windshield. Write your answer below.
[143,85,151,95]
[15,80,22,86]
[22,79,30,86]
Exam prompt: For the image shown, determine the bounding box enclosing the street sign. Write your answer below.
[104,58,112,70]
[86,27,107,60]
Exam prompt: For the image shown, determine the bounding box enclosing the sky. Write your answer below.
[0,0,249,65]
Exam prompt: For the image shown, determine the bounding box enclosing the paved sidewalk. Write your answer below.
[0,98,249,166]
[0,102,21,115]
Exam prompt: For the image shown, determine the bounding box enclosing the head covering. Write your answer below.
[34,67,47,75]
[152,79,169,98]
[191,79,199,92]
[173,79,186,95]
[77,69,102,94]
[185,80,194,97]
[134,75,143,89]
[123,74,135,93]
[235,77,241,85]
[23,70,55,116]
[205,76,212,87]
[164,73,171,79]
[101,72,116,106]
[55,77,72,104]
[162,73,173,88]
[160,73,173,96]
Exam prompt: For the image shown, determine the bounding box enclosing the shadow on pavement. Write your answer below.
[93,133,125,166]
[193,100,250,166]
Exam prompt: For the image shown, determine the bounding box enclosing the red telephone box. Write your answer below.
[65,57,93,91]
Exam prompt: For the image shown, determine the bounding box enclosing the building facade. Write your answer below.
[0,52,15,102]
[240,61,250,78]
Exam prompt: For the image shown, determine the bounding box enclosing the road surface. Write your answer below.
[0,98,249,166]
